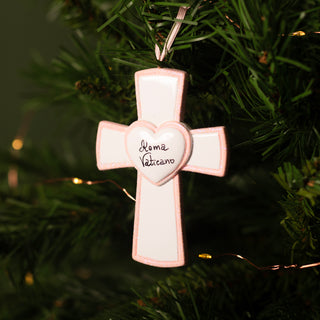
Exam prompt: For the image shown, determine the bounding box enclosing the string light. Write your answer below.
[9,137,25,188]
[11,138,24,151]
[291,30,306,36]
[199,253,212,259]
[24,272,34,285]
[72,177,83,184]
[8,111,34,189]
[198,253,320,271]
[44,177,136,202]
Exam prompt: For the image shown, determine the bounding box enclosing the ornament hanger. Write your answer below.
[155,6,189,62]
[153,4,319,64]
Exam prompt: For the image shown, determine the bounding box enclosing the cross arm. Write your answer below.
[183,126,228,177]
[96,121,132,170]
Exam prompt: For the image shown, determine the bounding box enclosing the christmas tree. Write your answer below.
[1,0,320,318]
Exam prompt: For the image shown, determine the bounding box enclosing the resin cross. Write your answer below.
[96,68,227,267]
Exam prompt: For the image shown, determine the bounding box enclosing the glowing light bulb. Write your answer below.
[25,272,34,285]
[72,177,83,184]
[292,30,306,36]
[12,138,24,151]
[198,253,212,259]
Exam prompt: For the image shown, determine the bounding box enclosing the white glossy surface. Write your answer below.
[138,75,178,126]
[188,132,220,169]
[126,126,186,184]
[135,177,180,262]
[183,126,227,177]
[96,122,131,170]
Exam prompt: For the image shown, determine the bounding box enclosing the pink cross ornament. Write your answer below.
[96,68,227,267]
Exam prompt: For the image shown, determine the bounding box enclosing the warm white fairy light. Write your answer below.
[12,138,24,151]
[72,177,83,184]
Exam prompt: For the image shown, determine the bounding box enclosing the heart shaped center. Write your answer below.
[125,121,192,185]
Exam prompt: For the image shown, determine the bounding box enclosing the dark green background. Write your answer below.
[1,0,67,147]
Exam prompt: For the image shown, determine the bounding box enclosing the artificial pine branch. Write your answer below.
[274,158,320,262]
[0,145,136,282]
[1,1,320,319]
[49,0,108,32]
[100,262,320,319]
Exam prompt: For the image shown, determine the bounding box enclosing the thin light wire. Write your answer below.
[199,253,320,271]
[43,177,136,202]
